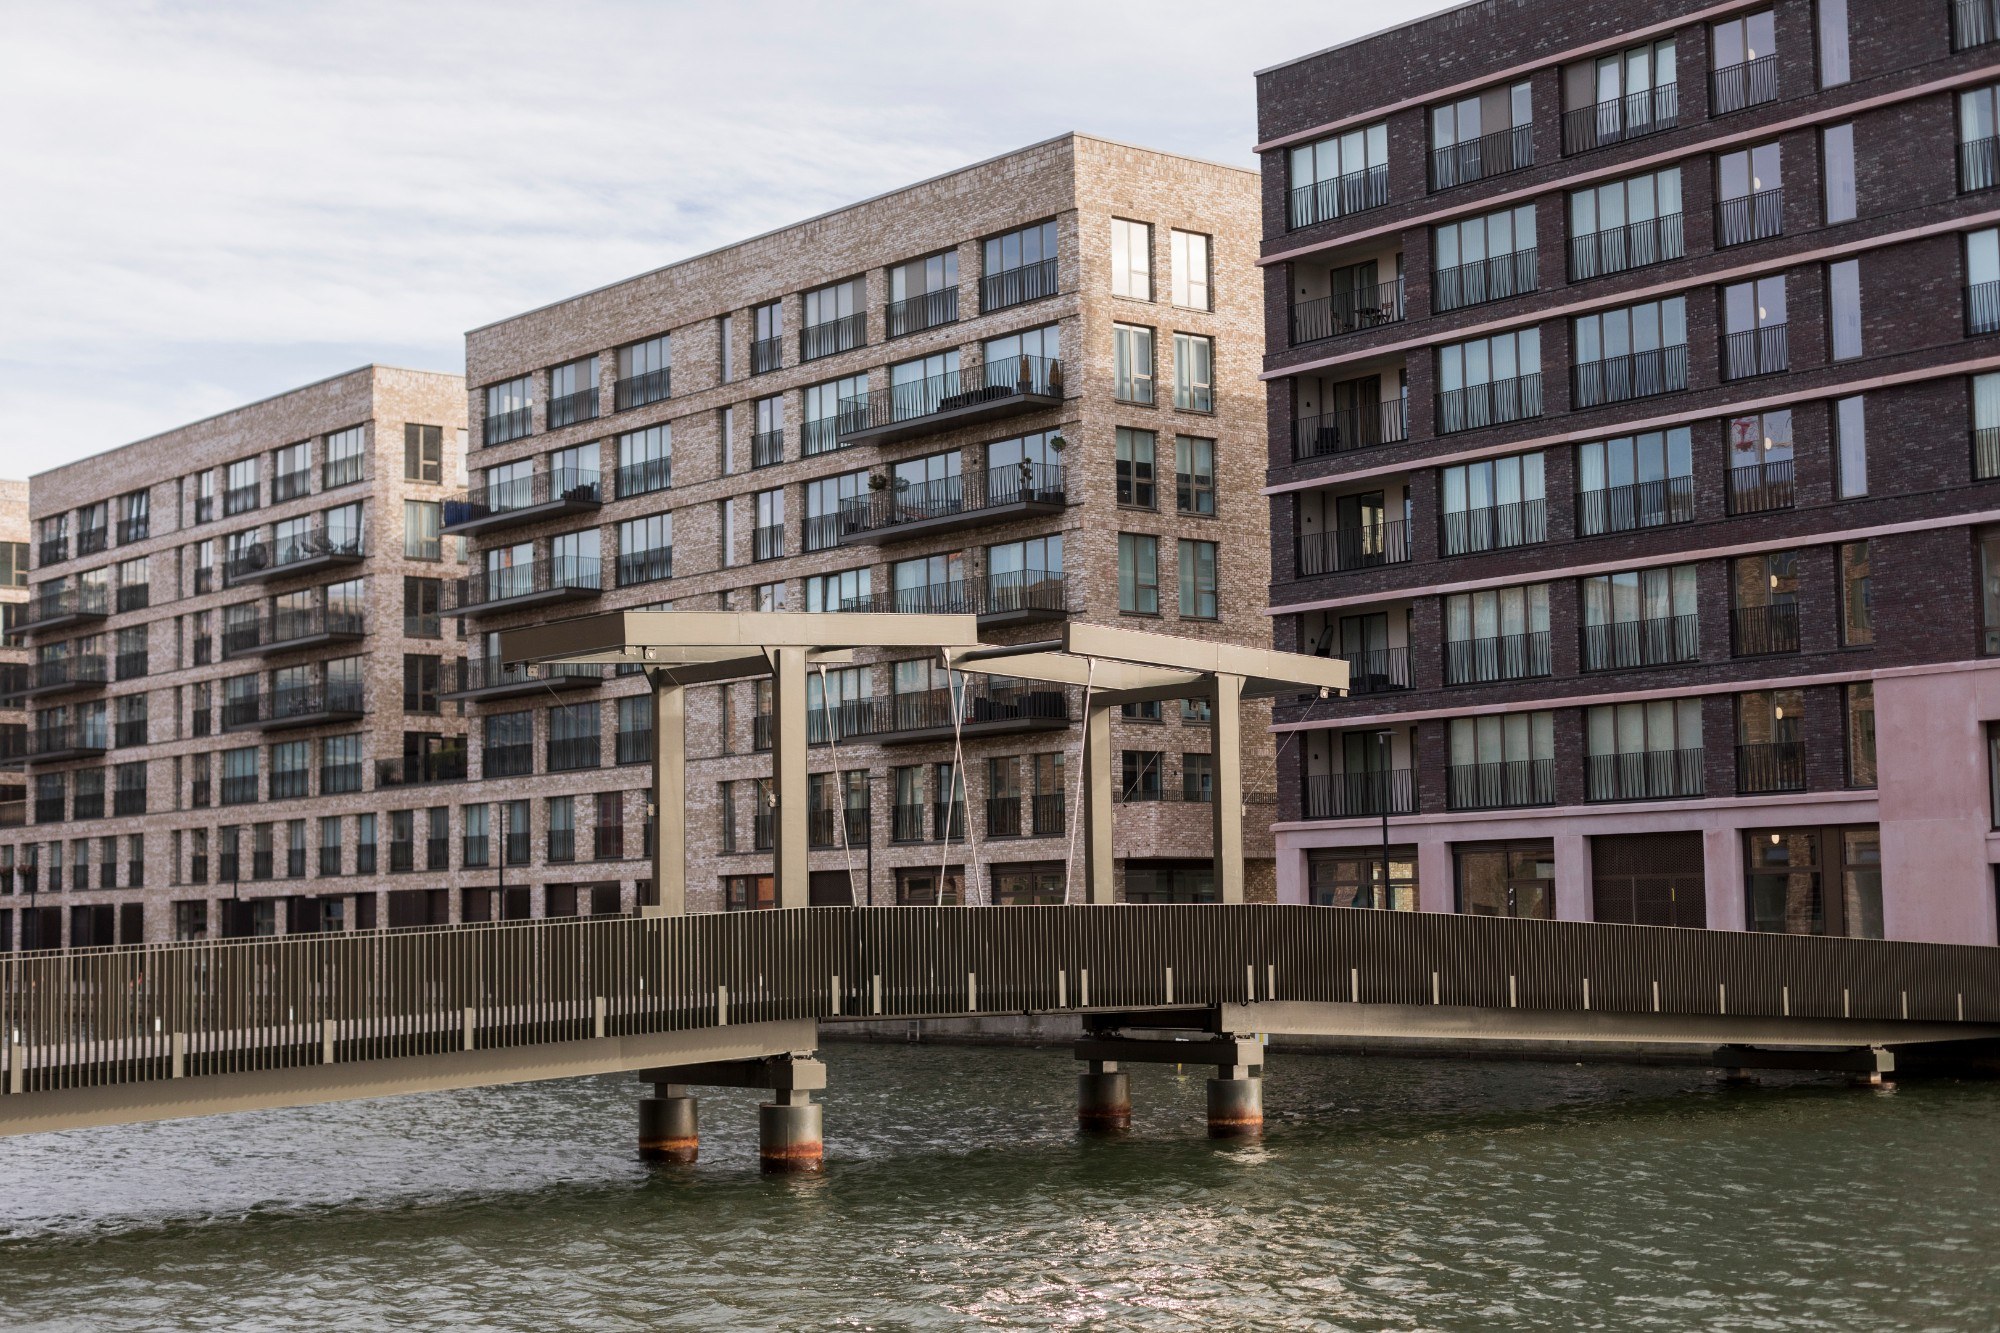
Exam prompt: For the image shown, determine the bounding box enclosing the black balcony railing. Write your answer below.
[264,681,365,725]
[25,584,109,627]
[1031,792,1066,837]
[1296,520,1412,577]
[615,453,672,499]
[546,386,599,430]
[1577,475,1695,536]
[375,749,468,787]
[116,515,150,544]
[1722,325,1788,379]
[617,545,673,587]
[1447,758,1555,810]
[1955,0,2000,49]
[984,796,1023,839]
[1432,250,1536,314]
[1442,498,1546,555]
[483,406,532,447]
[1586,748,1705,801]
[115,650,147,681]
[1436,372,1542,433]
[263,604,366,651]
[77,527,107,556]
[322,454,363,490]
[1304,769,1415,819]
[37,536,66,566]
[443,467,600,529]
[1711,54,1778,116]
[225,522,364,582]
[220,773,258,805]
[931,803,967,842]
[116,582,149,613]
[836,461,1067,540]
[225,618,264,656]
[272,470,311,504]
[751,335,783,375]
[1430,124,1533,191]
[1969,280,2000,336]
[1288,163,1390,230]
[802,417,843,457]
[1716,188,1784,247]
[113,717,146,748]
[17,655,108,695]
[891,803,925,843]
[801,313,866,361]
[982,257,1058,312]
[450,555,603,612]
[1290,277,1407,344]
[451,656,602,696]
[1292,399,1407,461]
[224,484,259,516]
[1567,213,1684,281]
[847,570,1072,620]
[752,524,785,561]
[808,682,1069,744]
[1571,344,1688,408]
[839,354,1059,439]
[1976,426,2000,480]
[1737,740,1805,793]
[483,740,534,779]
[1965,135,2000,193]
[615,367,672,412]
[27,722,108,759]
[1561,83,1679,154]
[1337,647,1411,695]
[885,287,958,338]
[1583,613,1701,671]
[752,712,772,752]
[1732,603,1800,656]
[1445,631,1553,685]
[320,761,362,794]
[751,429,785,469]
[807,806,871,849]
[1727,459,1796,514]
[547,736,600,772]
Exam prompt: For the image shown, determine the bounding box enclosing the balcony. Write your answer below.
[1977,426,2000,481]
[546,386,599,430]
[752,429,785,469]
[443,468,602,536]
[447,555,603,617]
[224,484,259,517]
[272,469,311,504]
[225,682,367,732]
[1446,758,1555,810]
[615,454,671,499]
[443,656,605,702]
[1956,0,2000,49]
[982,257,1058,313]
[22,723,110,764]
[18,585,109,634]
[1716,188,1784,248]
[37,536,66,567]
[226,524,365,585]
[1292,400,1408,462]
[1444,631,1552,685]
[1969,281,2000,336]
[1561,83,1679,154]
[1436,372,1541,433]
[77,526,107,557]
[836,354,1061,446]
[809,806,872,849]
[1290,277,1406,345]
[1442,498,1546,555]
[1577,475,1695,536]
[1586,748,1704,801]
[1583,613,1700,671]
[1722,325,1787,380]
[1303,769,1414,819]
[801,313,866,361]
[1289,164,1389,231]
[1296,520,1412,578]
[1430,125,1533,191]
[837,461,1068,545]
[1710,54,1777,116]
[751,336,783,375]
[1337,646,1410,695]
[885,287,958,339]
[484,405,532,447]
[1571,344,1688,409]
[1727,459,1795,514]
[1568,213,1684,281]
[228,606,367,658]
[1731,603,1800,657]
[1737,740,1805,794]
[1432,251,1535,314]
[808,681,1070,747]
[375,749,469,788]
[11,655,108,700]
[615,367,672,412]
[844,569,1074,627]
[1965,135,2000,193]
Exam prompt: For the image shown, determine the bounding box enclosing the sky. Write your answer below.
[0,0,1449,471]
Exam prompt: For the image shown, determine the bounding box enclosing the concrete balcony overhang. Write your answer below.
[441,494,601,538]
[229,550,365,586]
[452,583,602,619]
[13,675,108,702]
[873,711,1072,747]
[247,706,367,733]
[23,744,108,765]
[15,607,107,636]
[239,628,367,657]
[442,667,605,702]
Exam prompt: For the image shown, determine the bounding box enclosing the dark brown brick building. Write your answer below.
[1257,0,2000,943]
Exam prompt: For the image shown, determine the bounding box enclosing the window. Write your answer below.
[887,350,958,421]
[1177,539,1217,619]
[1562,39,1678,153]
[1585,699,1704,800]
[982,324,1059,393]
[404,423,443,481]
[484,376,532,446]
[321,734,362,794]
[1430,80,1533,189]
[805,566,870,614]
[1118,534,1159,614]
[618,513,672,585]
[887,251,958,336]
[462,804,488,868]
[1963,85,2000,192]
[1310,847,1418,911]
[1170,230,1210,309]
[1732,552,1801,656]
[1712,9,1778,115]
[1839,541,1873,645]
[1978,375,2000,480]
[1175,436,1214,515]
[1121,750,1163,801]
[1447,713,1555,809]
[1436,329,1541,431]
[1434,205,1537,311]
[1113,324,1154,404]
[1737,689,1805,792]
[801,277,865,360]
[983,219,1058,311]
[1454,841,1555,918]
[403,654,440,712]
[270,740,308,801]
[1442,453,1545,554]
[1576,428,1693,535]
[1582,565,1699,670]
[1721,276,1788,378]
[1818,0,1849,87]
[1289,122,1389,228]
[616,424,671,498]
[804,469,868,552]
[1845,681,1876,786]
[403,501,441,560]
[804,375,866,455]
[1823,124,1857,223]
[1726,409,1796,513]
[1445,584,1551,683]
[548,701,600,771]
[1828,261,1863,361]
[221,745,258,805]
[0,539,26,586]
[595,790,625,860]
[1744,825,1881,937]
[548,796,575,862]
[1828,395,1869,499]
[1111,219,1151,300]
[270,443,310,504]
[323,426,364,488]
[116,556,150,612]
[1971,230,2000,336]
[1115,428,1156,508]
[751,395,785,468]
[225,458,260,515]
[615,694,653,765]
[616,335,672,410]
[1572,297,1687,406]
[752,488,785,561]
[483,711,533,779]
[750,301,782,374]
[1172,333,1214,412]
[503,800,529,865]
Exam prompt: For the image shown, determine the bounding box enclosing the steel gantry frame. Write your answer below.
[497,613,1350,910]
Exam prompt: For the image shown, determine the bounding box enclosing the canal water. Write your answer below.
[0,1043,1996,1330]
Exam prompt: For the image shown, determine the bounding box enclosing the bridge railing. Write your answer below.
[3,906,1998,1099]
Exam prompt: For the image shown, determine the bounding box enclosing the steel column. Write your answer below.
[1084,701,1116,903]
[1209,671,1244,904]
[770,646,811,910]
[647,675,687,917]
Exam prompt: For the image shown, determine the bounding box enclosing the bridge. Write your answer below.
[2,615,1997,1170]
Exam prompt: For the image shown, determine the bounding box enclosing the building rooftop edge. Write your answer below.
[463,131,1257,341]
[1252,0,1498,78]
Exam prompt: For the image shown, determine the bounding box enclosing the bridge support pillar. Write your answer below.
[1077,1060,1131,1134]
[638,1084,699,1164]
[759,1090,824,1174]
[1206,1065,1263,1139]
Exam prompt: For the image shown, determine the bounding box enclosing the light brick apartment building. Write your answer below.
[454,132,1269,916]
[0,367,467,947]
[0,481,29,835]
[1259,0,2000,942]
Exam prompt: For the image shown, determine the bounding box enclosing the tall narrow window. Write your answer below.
[1840,541,1873,645]
[1716,143,1782,246]
[1170,230,1210,309]
[1173,333,1214,412]
[1834,395,1868,498]
[1968,229,2000,335]
[1118,534,1159,614]
[1975,372,2000,479]
[404,424,443,482]
[1822,124,1857,223]
[1818,0,1850,88]
[1114,324,1155,404]
[1175,436,1215,515]
[1111,219,1152,300]
[1712,9,1778,115]
[1178,540,1217,619]
[1115,428,1156,509]
[1828,260,1863,361]
[1846,683,1877,787]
